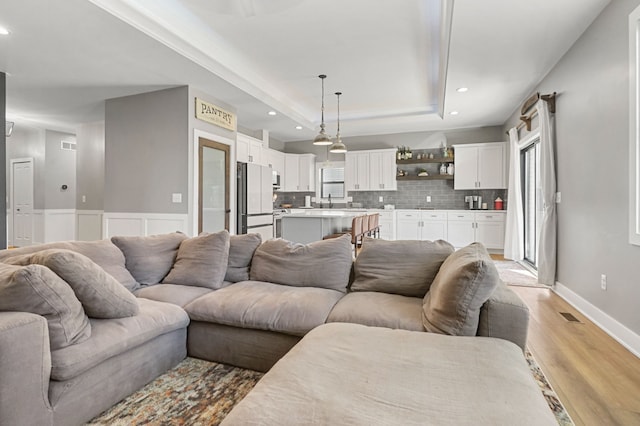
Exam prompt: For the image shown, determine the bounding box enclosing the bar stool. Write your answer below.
[323,214,366,256]
[368,213,380,238]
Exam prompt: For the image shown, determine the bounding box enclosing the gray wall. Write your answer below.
[284,126,505,159]
[44,130,76,210]
[105,86,189,214]
[76,122,105,210]
[502,0,640,335]
[0,73,5,248]
[5,125,46,209]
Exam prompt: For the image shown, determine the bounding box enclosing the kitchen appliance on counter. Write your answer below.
[465,195,483,210]
[237,162,274,240]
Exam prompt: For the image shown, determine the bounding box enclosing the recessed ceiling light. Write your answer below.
[268,111,277,116]
[295,125,303,130]
[0,26,10,36]
[456,87,468,93]
[450,111,459,116]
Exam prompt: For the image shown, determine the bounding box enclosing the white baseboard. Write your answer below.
[554,281,640,359]
[103,212,189,238]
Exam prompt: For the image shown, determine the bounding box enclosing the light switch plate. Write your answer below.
[172,193,182,203]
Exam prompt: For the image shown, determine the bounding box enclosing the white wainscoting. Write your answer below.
[43,209,76,243]
[555,281,640,358]
[32,209,45,245]
[76,210,103,241]
[103,212,189,238]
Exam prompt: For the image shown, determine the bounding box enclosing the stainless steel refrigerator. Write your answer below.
[237,162,274,240]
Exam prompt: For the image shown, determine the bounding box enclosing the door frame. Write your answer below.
[190,129,235,236]
[198,138,231,233]
[9,157,34,247]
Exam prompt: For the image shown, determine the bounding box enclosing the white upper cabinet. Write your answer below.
[345,149,396,191]
[284,153,316,192]
[453,142,507,190]
[263,148,285,177]
[236,133,264,164]
[345,152,370,191]
[369,149,397,191]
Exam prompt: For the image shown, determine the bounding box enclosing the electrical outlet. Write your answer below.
[426,196,432,203]
[600,274,607,291]
[172,193,182,203]
[556,192,561,203]
[379,196,384,202]
[81,195,86,203]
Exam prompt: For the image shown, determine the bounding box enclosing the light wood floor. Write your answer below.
[510,286,640,426]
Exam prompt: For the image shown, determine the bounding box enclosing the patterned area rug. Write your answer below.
[88,354,572,425]
[494,259,546,288]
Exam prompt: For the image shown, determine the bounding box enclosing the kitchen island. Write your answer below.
[281,211,359,244]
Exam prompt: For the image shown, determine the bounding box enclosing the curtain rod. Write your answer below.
[506,92,556,135]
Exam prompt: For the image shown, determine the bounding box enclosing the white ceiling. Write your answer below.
[0,0,610,142]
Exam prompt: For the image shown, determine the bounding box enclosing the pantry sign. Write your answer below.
[195,98,236,131]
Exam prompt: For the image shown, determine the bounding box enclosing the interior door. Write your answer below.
[12,160,34,247]
[199,138,230,233]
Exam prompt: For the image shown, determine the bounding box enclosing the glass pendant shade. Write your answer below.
[329,91,347,153]
[313,74,333,146]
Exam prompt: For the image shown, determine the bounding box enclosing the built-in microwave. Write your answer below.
[272,170,281,189]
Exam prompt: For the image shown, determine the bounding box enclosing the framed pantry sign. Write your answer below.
[195,98,237,131]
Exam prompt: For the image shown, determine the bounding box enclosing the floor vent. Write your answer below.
[559,312,581,323]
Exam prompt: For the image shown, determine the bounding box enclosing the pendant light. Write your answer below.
[329,91,347,153]
[313,74,332,146]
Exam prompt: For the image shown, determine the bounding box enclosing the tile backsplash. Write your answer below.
[276,180,507,210]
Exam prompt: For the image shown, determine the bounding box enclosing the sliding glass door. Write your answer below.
[521,139,542,267]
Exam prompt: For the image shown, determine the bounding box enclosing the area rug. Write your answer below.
[88,354,572,425]
[494,259,546,288]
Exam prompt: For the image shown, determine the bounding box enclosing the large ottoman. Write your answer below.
[222,323,556,425]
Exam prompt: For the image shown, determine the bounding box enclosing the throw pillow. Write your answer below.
[250,234,352,293]
[422,242,500,336]
[225,233,262,282]
[111,232,187,286]
[0,263,91,349]
[0,240,139,291]
[351,238,455,297]
[4,249,139,319]
[162,230,231,289]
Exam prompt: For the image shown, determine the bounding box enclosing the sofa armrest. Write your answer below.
[476,282,529,351]
[0,312,53,425]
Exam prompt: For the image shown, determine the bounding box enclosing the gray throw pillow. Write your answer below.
[422,242,500,336]
[112,232,187,286]
[351,238,455,297]
[0,263,91,349]
[250,234,352,293]
[5,249,139,319]
[0,240,138,291]
[225,233,262,282]
[162,230,231,289]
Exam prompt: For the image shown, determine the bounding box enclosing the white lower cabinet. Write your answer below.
[395,210,505,249]
[396,210,447,241]
[447,211,505,249]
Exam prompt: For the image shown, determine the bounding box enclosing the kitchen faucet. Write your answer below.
[328,194,333,208]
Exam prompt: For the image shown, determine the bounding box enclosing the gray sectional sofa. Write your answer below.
[0,231,533,425]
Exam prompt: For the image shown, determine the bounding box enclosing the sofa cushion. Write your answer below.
[422,242,500,336]
[185,281,343,336]
[327,292,424,331]
[0,240,138,291]
[112,232,187,286]
[351,238,454,298]
[135,284,213,307]
[225,233,262,282]
[0,263,91,349]
[4,249,139,319]
[249,234,352,292]
[162,230,230,289]
[49,298,188,381]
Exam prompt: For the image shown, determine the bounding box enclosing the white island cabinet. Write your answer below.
[281,211,358,244]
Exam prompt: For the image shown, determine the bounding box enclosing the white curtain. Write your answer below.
[504,128,524,261]
[537,99,557,285]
